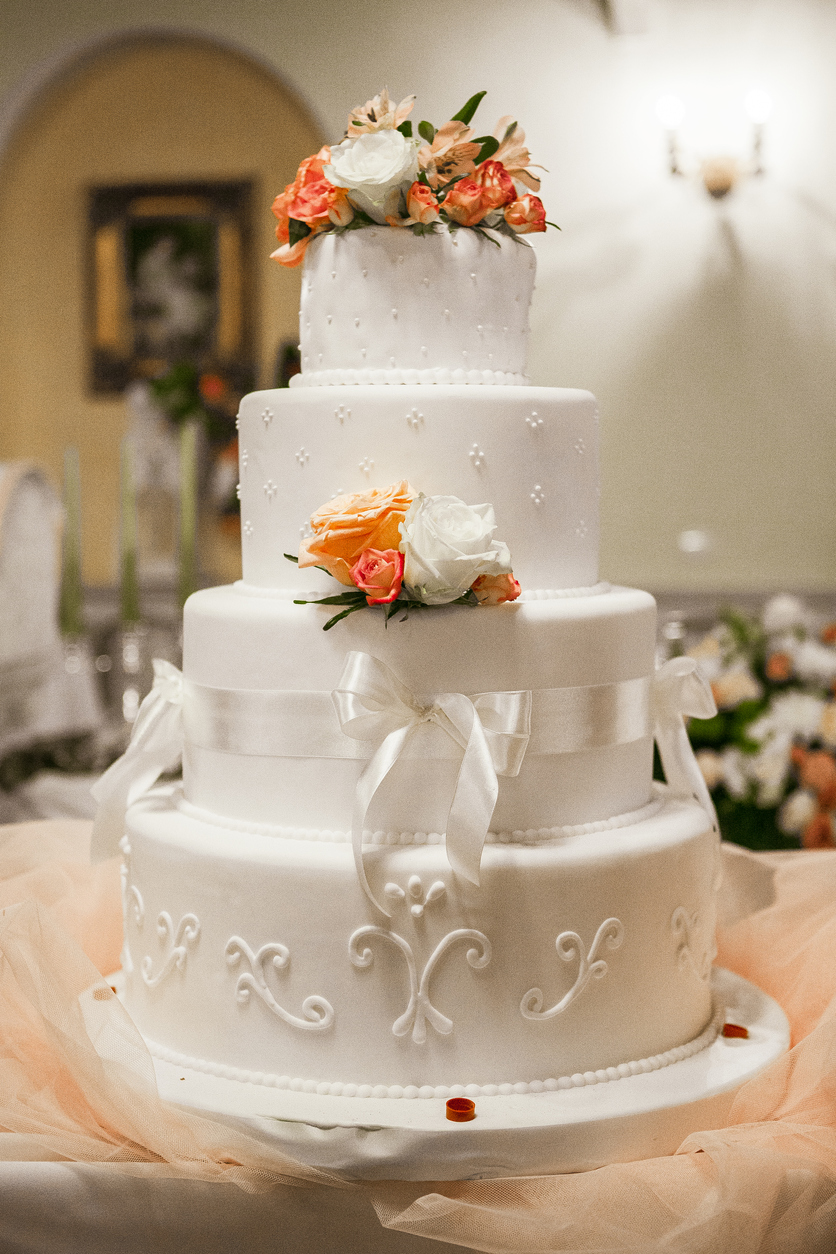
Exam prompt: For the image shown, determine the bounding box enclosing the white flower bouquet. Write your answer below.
[677,596,836,849]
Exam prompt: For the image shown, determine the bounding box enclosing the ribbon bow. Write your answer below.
[90,659,184,862]
[333,652,531,915]
[653,656,718,828]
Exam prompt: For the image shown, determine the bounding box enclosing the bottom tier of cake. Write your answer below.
[122,784,720,1096]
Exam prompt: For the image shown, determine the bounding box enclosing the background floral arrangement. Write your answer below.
[287,481,520,629]
[676,595,836,849]
[271,89,555,267]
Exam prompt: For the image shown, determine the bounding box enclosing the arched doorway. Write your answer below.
[0,32,322,583]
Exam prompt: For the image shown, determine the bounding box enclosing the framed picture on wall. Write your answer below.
[87,180,255,395]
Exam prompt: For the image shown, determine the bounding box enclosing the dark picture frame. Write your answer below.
[88,181,255,395]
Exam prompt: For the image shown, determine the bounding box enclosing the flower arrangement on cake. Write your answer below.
[679,596,836,850]
[286,480,520,629]
[271,89,555,267]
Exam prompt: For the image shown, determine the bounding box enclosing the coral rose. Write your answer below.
[472,160,516,211]
[298,481,415,586]
[472,572,521,606]
[441,178,487,227]
[349,549,404,605]
[406,181,440,224]
[504,195,547,234]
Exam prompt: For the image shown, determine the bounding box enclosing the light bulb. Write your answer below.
[744,89,772,125]
[656,94,685,130]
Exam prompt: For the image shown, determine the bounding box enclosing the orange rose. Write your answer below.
[472,572,521,605]
[504,195,547,234]
[472,160,516,211]
[271,146,332,243]
[298,481,415,585]
[350,549,405,605]
[442,178,487,227]
[406,181,440,224]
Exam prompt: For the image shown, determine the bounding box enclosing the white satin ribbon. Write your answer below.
[90,659,184,861]
[653,656,718,829]
[332,652,531,914]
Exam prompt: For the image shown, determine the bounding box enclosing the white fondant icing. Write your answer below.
[236,386,599,593]
[297,228,534,383]
[122,789,717,1093]
[142,1001,725,1099]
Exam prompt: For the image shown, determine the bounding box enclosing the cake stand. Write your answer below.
[149,968,789,1180]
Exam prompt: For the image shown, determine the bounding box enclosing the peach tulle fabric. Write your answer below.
[1,820,835,1251]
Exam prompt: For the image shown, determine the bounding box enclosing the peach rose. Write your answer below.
[349,548,405,605]
[472,572,521,606]
[504,195,547,234]
[442,177,487,227]
[406,181,440,224]
[472,160,516,211]
[271,146,332,244]
[298,481,415,585]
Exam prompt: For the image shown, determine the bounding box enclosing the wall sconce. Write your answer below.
[656,90,773,198]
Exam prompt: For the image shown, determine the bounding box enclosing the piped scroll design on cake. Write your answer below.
[520,918,624,1021]
[349,926,491,1044]
[141,912,200,989]
[671,908,712,982]
[383,875,446,919]
[225,936,335,1031]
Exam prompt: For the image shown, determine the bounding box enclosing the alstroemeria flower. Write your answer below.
[417,119,480,188]
[490,116,543,192]
[347,89,416,135]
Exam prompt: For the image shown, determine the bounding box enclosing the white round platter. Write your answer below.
[150,968,789,1180]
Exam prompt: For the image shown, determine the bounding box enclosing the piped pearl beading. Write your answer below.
[145,1001,724,1100]
[290,368,529,387]
[177,792,665,846]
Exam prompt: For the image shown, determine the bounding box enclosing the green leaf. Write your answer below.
[283,553,299,563]
[288,218,312,248]
[323,603,368,631]
[294,590,367,607]
[472,226,501,248]
[452,91,486,126]
[397,120,413,138]
[418,120,437,144]
[545,220,562,230]
[474,135,499,164]
[408,221,439,237]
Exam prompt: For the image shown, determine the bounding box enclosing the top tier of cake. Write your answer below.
[293,227,535,387]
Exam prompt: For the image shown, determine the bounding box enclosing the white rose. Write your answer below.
[778,788,817,835]
[762,594,810,634]
[325,130,420,223]
[400,494,512,606]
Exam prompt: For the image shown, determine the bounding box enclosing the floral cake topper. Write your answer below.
[271,89,556,267]
[287,481,521,629]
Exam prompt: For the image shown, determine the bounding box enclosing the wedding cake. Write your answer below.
[109,92,732,1123]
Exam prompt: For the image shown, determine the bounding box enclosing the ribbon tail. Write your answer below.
[90,698,183,862]
[655,714,718,832]
[351,722,415,915]
[442,700,498,888]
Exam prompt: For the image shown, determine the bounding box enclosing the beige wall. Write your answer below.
[0,1,834,592]
[0,34,321,583]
